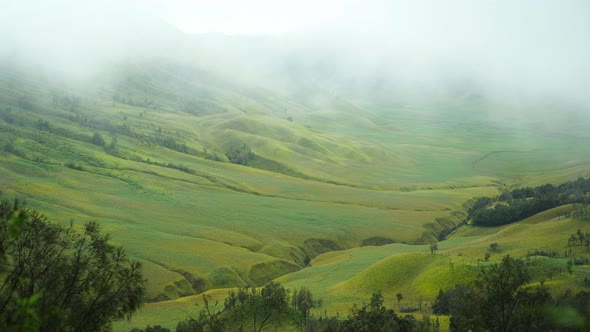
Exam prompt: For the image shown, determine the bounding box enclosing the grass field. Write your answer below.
[2,62,590,330]
[118,209,590,330]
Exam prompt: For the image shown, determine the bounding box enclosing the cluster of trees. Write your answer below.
[568,228,590,249]
[433,255,590,331]
[333,291,437,332]
[132,284,441,332]
[130,155,197,175]
[171,283,319,332]
[32,104,198,159]
[3,87,249,175]
[0,200,146,331]
[32,119,120,155]
[34,119,89,146]
[29,120,203,175]
[225,143,254,165]
[115,125,197,156]
[468,177,590,226]
[91,132,106,146]
[143,132,191,155]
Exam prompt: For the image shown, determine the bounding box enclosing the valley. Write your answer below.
[2,59,590,330]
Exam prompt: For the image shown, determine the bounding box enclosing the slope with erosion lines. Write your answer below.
[2,62,590,305]
[122,206,590,330]
[0,141,470,303]
[276,205,590,315]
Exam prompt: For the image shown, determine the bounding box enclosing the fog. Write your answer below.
[2,0,590,109]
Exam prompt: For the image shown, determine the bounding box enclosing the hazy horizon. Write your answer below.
[2,0,589,109]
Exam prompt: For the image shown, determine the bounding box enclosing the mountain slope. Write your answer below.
[2,60,590,304]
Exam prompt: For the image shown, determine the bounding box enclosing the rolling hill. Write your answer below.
[1,56,590,330]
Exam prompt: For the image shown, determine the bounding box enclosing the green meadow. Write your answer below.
[2,62,590,330]
[117,210,590,330]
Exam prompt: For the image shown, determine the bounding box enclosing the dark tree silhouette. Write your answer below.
[0,200,146,331]
[434,255,552,332]
[430,243,438,255]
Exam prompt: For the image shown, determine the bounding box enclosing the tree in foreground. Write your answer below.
[434,255,552,331]
[169,285,441,332]
[0,200,146,331]
[291,287,315,326]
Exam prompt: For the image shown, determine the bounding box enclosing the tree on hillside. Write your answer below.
[468,177,590,227]
[430,243,438,255]
[479,255,531,331]
[567,259,574,276]
[291,287,315,326]
[0,200,146,331]
[254,282,289,331]
[91,131,106,146]
[434,255,553,331]
[226,143,254,165]
[220,282,290,332]
[183,294,225,332]
[341,291,415,331]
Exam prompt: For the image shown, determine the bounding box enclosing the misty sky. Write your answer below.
[2,0,590,107]
[147,0,590,107]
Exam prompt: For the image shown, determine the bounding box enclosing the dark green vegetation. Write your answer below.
[468,177,590,226]
[0,200,145,331]
[133,284,440,332]
[432,255,590,331]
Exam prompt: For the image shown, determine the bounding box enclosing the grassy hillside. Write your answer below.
[2,60,590,330]
[118,206,590,330]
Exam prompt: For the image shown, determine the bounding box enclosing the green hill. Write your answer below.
[116,206,590,330]
[2,59,590,330]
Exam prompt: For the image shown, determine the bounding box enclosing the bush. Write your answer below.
[226,143,254,165]
[91,132,106,146]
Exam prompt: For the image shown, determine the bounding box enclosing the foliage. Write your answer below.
[183,294,226,332]
[291,287,315,325]
[337,291,426,332]
[0,200,146,331]
[175,282,294,332]
[433,255,554,331]
[171,287,441,332]
[568,228,590,251]
[468,177,590,226]
[551,290,590,330]
[225,143,254,165]
[91,132,106,146]
[429,243,438,255]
